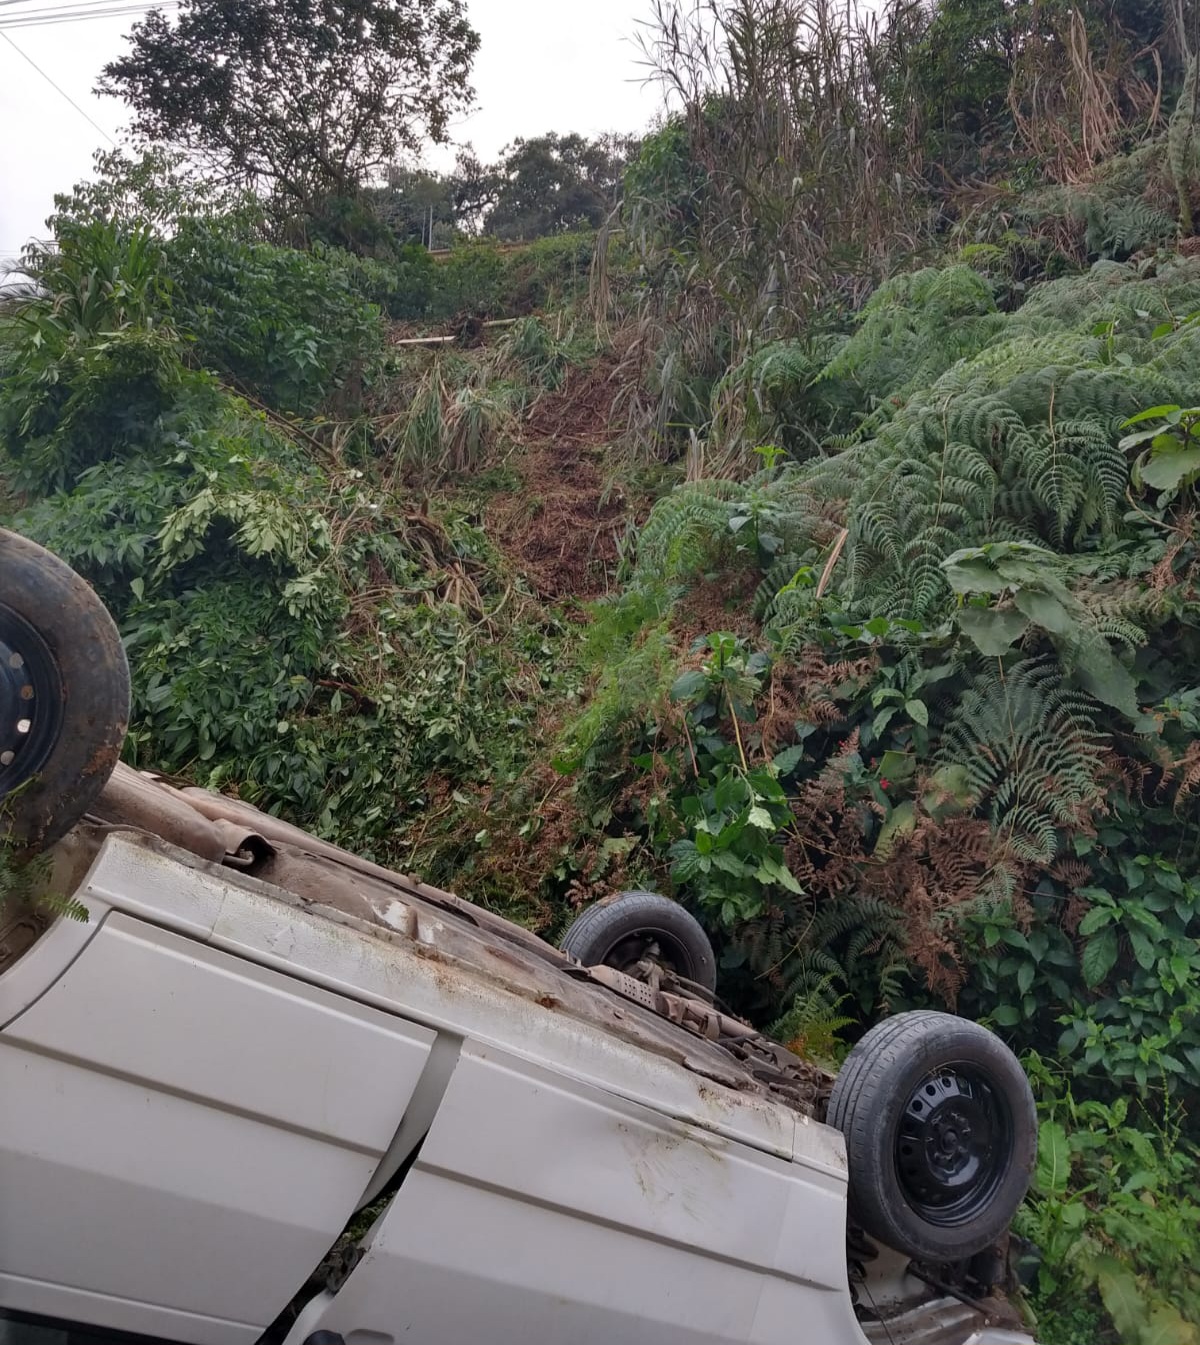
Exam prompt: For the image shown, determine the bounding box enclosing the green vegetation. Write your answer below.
[6,0,1200,1338]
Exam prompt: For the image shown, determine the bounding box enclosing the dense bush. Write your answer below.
[0,206,571,867]
[164,220,384,412]
[552,255,1200,1340]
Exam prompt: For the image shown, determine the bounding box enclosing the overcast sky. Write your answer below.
[0,0,664,263]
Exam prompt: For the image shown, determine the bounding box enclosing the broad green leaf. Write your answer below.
[757,857,803,894]
[1127,928,1158,970]
[1073,643,1139,718]
[1120,1168,1158,1195]
[747,805,774,830]
[942,552,1009,594]
[873,705,898,736]
[1035,1120,1070,1195]
[670,669,709,703]
[669,841,703,882]
[923,762,974,811]
[774,861,803,894]
[1016,960,1035,995]
[1060,1199,1087,1230]
[1120,404,1182,427]
[1014,587,1074,636]
[1144,1303,1200,1345]
[1094,1256,1148,1341]
[1077,906,1115,936]
[710,850,748,876]
[715,814,747,848]
[957,606,1030,656]
[878,749,917,783]
[905,698,929,726]
[875,800,916,858]
[1140,447,1200,491]
[771,745,805,776]
[1119,425,1172,451]
[747,766,787,801]
[1082,926,1119,987]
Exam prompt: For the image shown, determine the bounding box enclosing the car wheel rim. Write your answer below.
[0,602,63,797]
[605,929,690,980]
[895,1065,1011,1227]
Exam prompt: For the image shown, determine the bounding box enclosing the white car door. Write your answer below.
[0,905,434,1345]
[284,1040,872,1345]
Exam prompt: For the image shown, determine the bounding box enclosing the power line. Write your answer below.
[0,0,125,7]
[0,0,159,9]
[0,30,116,145]
[0,2,177,26]
[0,0,126,7]
[0,0,140,6]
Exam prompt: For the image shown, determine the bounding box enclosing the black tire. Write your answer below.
[0,529,130,852]
[559,891,717,995]
[827,1010,1036,1263]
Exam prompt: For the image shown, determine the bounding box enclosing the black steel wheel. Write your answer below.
[827,1010,1036,1262]
[559,891,718,995]
[896,1065,1012,1228]
[0,529,130,852]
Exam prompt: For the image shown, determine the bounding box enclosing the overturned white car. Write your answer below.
[0,528,1038,1345]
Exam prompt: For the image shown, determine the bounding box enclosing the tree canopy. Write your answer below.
[99,0,479,217]
[484,133,639,240]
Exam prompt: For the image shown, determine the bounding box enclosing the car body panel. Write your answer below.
[282,1042,870,1345]
[72,829,814,1163]
[0,909,434,1343]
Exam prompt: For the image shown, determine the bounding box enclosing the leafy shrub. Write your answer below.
[165,220,383,413]
[0,194,572,886]
[1020,1056,1200,1343]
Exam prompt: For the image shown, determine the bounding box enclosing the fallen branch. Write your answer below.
[392,318,520,348]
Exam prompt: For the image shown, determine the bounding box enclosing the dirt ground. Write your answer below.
[485,356,637,602]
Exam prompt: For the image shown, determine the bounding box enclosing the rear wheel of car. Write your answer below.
[827,1010,1037,1263]
[559,891,718,995]
[0,529,130,852]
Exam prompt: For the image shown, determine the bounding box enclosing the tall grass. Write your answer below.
[380,360,518,478]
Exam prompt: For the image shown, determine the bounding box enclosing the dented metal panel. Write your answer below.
[281,1042,868,1345]
[72,829,826,1163]
[76,765,831,1125]
[0,910,435,1344]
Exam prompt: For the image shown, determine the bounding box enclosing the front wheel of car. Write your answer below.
[0,529,130,852]
[827,1010,1037,1263]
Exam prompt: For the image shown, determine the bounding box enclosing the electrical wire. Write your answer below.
[0,0,167,9]
[0,3,178,27]
[0,0,138,7]
[0,0,147,7]
[0,29,116,144]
